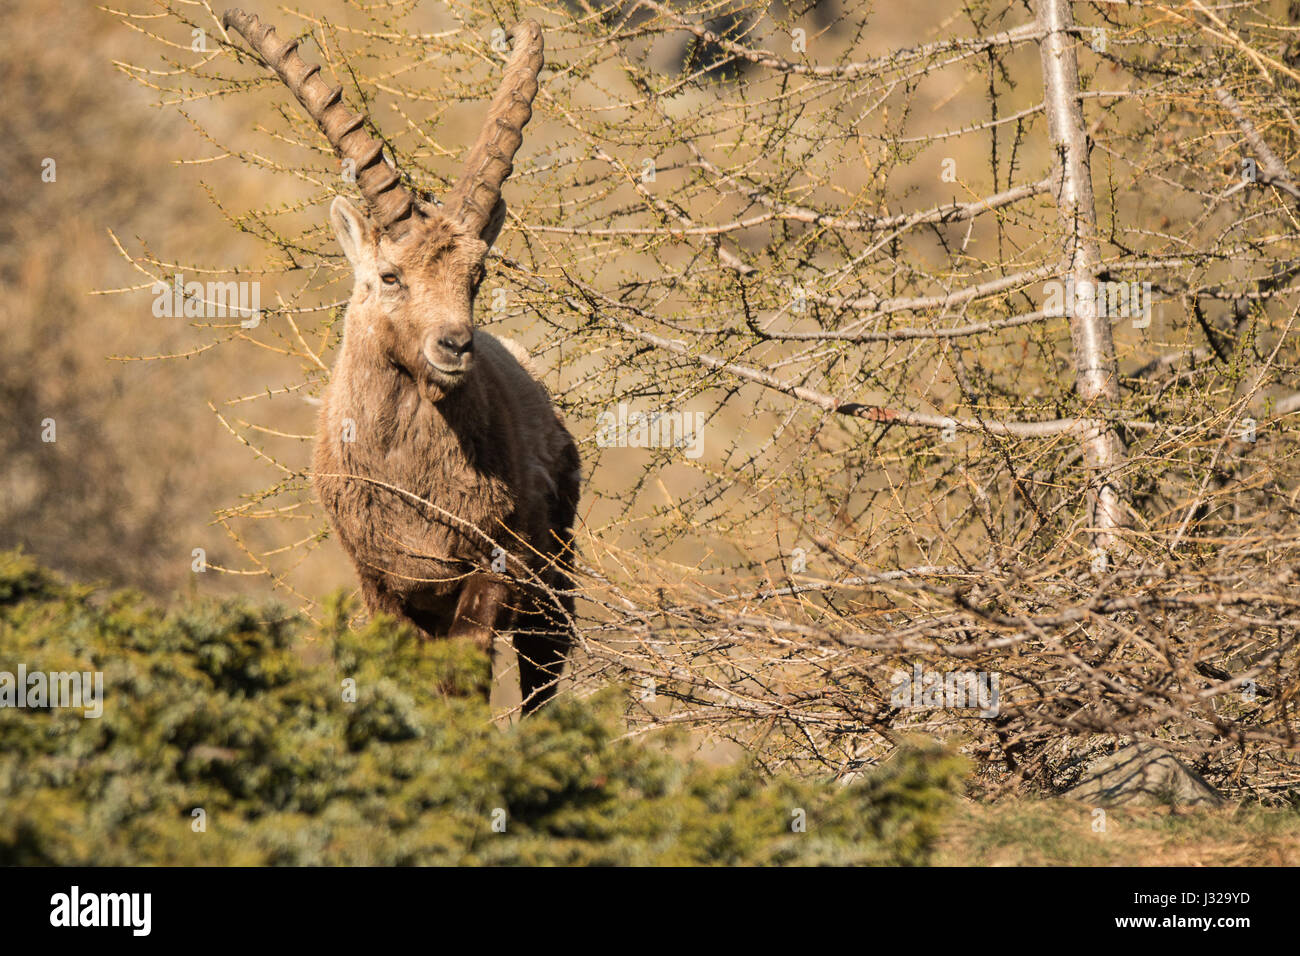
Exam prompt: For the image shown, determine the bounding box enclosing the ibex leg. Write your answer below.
[512,571,575,714]
[448,572,510,654]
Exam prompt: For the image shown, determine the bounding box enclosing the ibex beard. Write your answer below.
[224,9,581,713]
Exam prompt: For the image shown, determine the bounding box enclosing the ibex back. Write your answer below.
[223,9,581,712]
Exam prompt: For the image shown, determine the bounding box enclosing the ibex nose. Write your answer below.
[439,330,474,357]
[425,328,475,374]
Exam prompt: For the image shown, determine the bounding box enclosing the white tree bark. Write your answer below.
[1035,0,1128,553]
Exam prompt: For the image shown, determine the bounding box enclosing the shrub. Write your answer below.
[0,551,965,865]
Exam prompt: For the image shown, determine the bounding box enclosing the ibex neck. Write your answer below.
[328,336,488,457]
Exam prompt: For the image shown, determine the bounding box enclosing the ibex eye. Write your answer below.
[380,273,399,286]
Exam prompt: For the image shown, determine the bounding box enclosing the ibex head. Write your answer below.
[222,10,543,400]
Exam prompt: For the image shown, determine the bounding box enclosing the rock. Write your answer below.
[1063,742,1225,808]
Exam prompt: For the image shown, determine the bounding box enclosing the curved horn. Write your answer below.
[444,21,544,238]
[222,8,417,234]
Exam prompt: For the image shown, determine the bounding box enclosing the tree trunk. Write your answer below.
[1036,0,1129,555]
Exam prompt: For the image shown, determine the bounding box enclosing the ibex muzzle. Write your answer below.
[224,9,581,713]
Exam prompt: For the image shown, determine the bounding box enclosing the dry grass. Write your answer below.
[936,799,1300,866]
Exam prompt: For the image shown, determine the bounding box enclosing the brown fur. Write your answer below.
[314,203,581,713]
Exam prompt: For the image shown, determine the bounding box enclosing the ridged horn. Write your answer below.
[443,21,544,238]
[222,8,417,234]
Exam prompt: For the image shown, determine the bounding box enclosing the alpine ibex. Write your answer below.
[223,9,581,712]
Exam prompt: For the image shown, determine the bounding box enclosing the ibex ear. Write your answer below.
[480,198,508,250]
[330,197,371,268]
